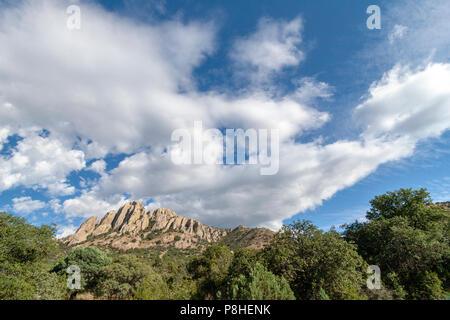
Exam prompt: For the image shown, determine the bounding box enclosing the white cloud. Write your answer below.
[80,62,450,229]
[62,191,127,219]
[293,78,334,104]
[231,16,304,82]
[0,127,9,151]
[89,159,107,174]
[0,1,449,230]
[12,196,46,214]
[49,199,63,214]
[355,63,450,141]
[0,131,85,195]
[0,0,218,155]
[88,131,415,230]
[146,201,162,211]
[56,224,78,239]
[388,24,408,44]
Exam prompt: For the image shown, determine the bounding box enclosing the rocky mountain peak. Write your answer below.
[63,201,275,250]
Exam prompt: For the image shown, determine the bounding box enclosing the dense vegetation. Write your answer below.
[0,188,448,300]
[0,213,66,299]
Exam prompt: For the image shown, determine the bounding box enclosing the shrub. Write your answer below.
[228,262,295,300]
[51,246,112,293]
[187,244,233,299]
[262,220,367,300]
[0,212,65,300]
[97,254,157,299]
[343,188,449,299]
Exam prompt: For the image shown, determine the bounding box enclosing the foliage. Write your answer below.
[343,188,450,299]
[187,244,233,299]
[0,212,57,264]
[51,246,112,293]
[1,188,449,301]
[96,254,153,299]
[262,220,368,300]
[0,212,65,300]
[227,248,261,279]
[228,262,295,300]
[133,271,170,300]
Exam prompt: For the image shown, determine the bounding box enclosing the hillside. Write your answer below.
[63,201,275,251]
[430,201,450,211]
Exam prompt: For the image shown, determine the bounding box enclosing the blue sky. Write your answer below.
[0,0,449,235]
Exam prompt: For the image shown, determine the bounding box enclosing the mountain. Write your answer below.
[431,201,450,211]
[63,201,274,251]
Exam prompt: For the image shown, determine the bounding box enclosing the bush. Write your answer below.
[0,212,65,300]
[0,212,57,264]
[343,188,449,299]
[187,244,233,299]
[228,262,295,300]
[96,254,156,299]
[51,246,112,293]
[133,272,169,300]
[262,220,367,300]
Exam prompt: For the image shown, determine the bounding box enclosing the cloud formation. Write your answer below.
[12,197,46,214]
[0,1,449,231]
[231,17,304,82]
[0,131,84,195]
[355,63,450,141]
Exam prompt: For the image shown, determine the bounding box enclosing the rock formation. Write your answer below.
[64,201,273,250]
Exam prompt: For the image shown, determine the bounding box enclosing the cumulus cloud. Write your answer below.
[231,16,304,82]
[0,0,217,154]
[76,61,450,229]
[61,191,127,219]
[293,78,334,104]
[12,196,46,214]
[0,1,449,230]
[355,63,450,141]
[49,199,63,214]
[0,132,85,195]
[89,159,107,174]
[89,129,416,230]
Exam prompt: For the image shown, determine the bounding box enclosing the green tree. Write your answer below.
[227,248,261,279]
[97,254,162,299]
[133,272,169,300]
[187,244,233,299]
[343,188,449,299]
[228,262,295,300]
[262,220,367,300]
[0,212,65,300]
[52,246,112,294]
[32,264,67,299]
[366,188,446,230]
[0,212,57,264]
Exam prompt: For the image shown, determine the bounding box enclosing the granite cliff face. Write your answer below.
[64,201,274,250]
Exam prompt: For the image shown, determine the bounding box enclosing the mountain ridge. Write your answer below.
[63,201,274,251]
